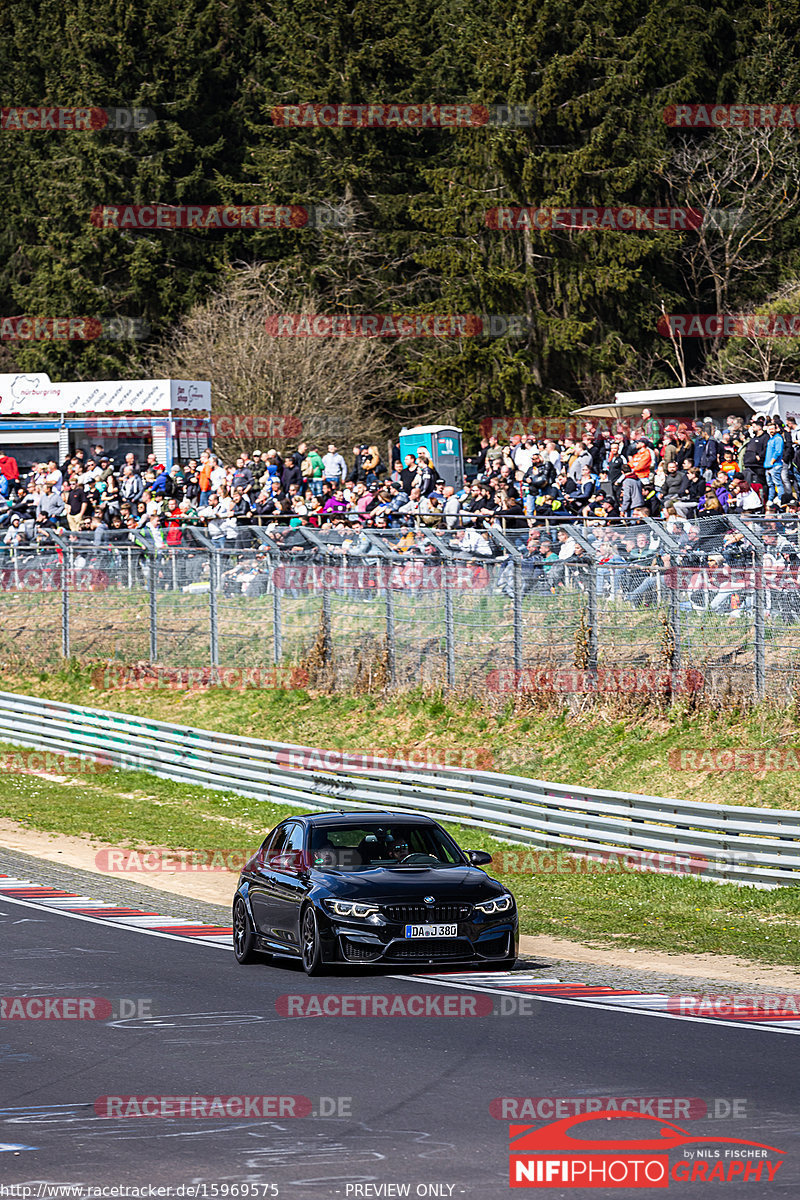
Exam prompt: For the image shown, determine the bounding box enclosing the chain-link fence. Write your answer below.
[4,516,800,701]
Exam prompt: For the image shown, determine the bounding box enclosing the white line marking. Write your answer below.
[390,973,800,1036]
[0,893,233,949]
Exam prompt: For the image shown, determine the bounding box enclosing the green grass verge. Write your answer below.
[5,662,800,808]
[0,724,799,966]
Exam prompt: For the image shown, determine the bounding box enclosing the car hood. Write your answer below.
[318,865,507,902]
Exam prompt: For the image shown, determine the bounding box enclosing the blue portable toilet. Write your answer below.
[398,425,463,489]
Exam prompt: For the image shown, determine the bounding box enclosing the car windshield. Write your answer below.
[309,823,465,870]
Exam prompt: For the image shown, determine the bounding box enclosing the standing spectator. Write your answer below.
[619,470,644,517]
[322,443,347,484]
[742,418,768,489]
[303,445,325,495]
[66,479,91,531]
[765,419,786,506]
[231,456,255,495]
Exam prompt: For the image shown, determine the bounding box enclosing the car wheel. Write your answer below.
[233,896,259,964]
[301,906,325,976]
[498,956,517,970]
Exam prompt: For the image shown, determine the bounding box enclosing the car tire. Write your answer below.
[301,905,326,976]
[233,896,259,964]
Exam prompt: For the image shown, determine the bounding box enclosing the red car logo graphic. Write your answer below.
[510,1110,784,1154]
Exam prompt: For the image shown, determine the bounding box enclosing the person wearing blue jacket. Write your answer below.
[764,420,786,506]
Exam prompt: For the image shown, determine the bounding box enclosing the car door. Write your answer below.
[267,821,313,949]
[248,824,289,937]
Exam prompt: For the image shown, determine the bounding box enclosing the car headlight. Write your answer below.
[474,894,514,915]
[323,899,381,918]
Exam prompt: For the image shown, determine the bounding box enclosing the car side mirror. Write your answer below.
[468,850,493,866]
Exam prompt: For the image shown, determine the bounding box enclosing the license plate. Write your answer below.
[404,923,458,938]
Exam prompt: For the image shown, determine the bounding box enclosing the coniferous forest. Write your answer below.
[3,0,800,438]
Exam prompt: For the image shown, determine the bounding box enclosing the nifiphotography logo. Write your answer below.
[508,1110,785,1188]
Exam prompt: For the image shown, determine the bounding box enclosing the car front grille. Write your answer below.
[390,939,471,960]
[384,904,470,924]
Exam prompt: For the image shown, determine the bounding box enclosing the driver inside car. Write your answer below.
[388,838,410,861]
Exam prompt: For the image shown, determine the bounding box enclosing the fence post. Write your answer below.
[322,554,332,663]
[513,558,523,674]
[209,551,219,670]
[385,563,396,689]
[586,563,598,686]
[444,574,455,688]
[148,555,157,662]
[61,555,70,658]
[171,548,178,591]
[754,548,765,702]
[669,564,681,675]
[272,563,282,667]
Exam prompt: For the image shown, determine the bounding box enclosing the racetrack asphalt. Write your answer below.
[0,849,798,1199]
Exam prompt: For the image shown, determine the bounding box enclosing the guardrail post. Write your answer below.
[754,548,765,702]
[149,557,157,662]
[444,574,455,688]
[385,564,396,689]
[61,555,70,658]
[209,551,219,669]
[513,559,523,674]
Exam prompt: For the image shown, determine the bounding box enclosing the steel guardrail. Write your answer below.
[0,690,797,888]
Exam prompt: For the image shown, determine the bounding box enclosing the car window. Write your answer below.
[309,823,464,869]
[284,823,306,852]
[265,825,289,855]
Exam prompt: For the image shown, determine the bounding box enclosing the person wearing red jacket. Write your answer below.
[0,453,19,482]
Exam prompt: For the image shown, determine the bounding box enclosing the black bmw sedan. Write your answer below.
[232,811,518,974]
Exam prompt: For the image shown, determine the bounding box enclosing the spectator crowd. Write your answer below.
[0,409,798,556]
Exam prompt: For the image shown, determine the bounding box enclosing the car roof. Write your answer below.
[292,811,436,825]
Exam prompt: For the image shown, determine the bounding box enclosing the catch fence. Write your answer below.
[3,516,800,701]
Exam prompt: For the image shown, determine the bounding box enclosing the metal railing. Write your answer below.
[0,690,797,889]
